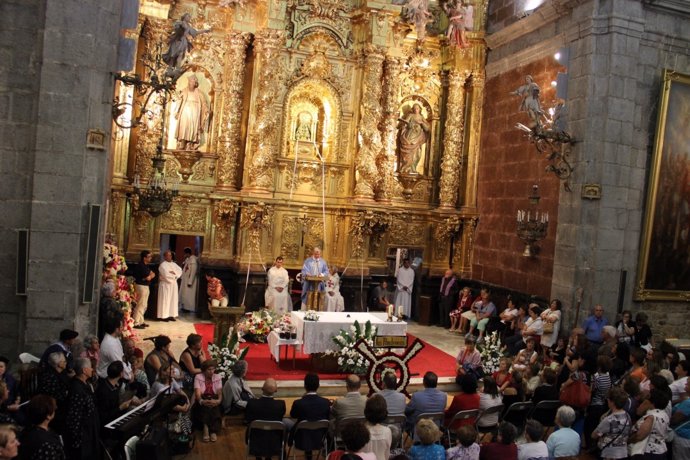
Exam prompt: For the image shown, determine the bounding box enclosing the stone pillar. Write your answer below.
[244,30,285,193]
[377,56,403,202]
[462,71,485,210]
[439,70,469,209]
[215,32,250,192]
[354,45,385,201]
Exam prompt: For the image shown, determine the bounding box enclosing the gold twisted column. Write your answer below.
[245,30,286,193]
[439,70,469,209]
[456,216,478,276]
[215,32,250,192]
[354,45,385,201]
[377,56,403,202]
[462,71,485,210]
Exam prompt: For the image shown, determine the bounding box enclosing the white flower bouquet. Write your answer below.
[477,331,503,374]
[324,320,381,374]
[208,327,249,379]
[304,310,320,321]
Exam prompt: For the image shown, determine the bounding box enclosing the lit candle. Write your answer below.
[398,305,404,317]
[388,305,394,317]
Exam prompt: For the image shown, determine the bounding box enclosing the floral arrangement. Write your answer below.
[208,327,249,379]
[102,242,136,337]
[236,309,276,343]
[304,310,320,321]
[325,320,380,374]
[273,313,293,331]
[477,331,503,374]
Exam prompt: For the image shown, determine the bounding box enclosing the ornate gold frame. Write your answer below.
[635,69,690,301]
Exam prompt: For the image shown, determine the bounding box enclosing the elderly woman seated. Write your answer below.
[221,360,255,414]
[547,405,581,459]
[194,359,223,443]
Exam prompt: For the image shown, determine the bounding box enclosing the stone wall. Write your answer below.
[473,55,562,299]
[0,0,123,358]
[481,0,690,340]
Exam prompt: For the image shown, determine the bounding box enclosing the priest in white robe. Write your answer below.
[324,266,345,312]
[394,258,415,318]
[157,250,183,321]
[300,247,329,309]
[265,256,291,314]
[179,247,199,312]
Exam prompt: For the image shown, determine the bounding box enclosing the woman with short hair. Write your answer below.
[19,394,65,459]
[547,405,581,458]
[408,418,445,460]
[0,425,19,460]
[362,394,391,460]
[194,359,222,443]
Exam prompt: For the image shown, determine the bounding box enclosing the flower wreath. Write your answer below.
[353,337,425,398]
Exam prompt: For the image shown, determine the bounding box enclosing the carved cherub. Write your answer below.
[402,0,433,41]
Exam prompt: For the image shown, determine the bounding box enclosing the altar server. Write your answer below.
[157,250,183,321]
[266,256,291,313]
[394,258,415,319]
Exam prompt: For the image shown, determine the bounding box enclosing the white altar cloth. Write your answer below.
[291,311,407,355]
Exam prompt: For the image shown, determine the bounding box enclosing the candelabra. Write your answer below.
[132,145,180,217]
[516,185,549,257]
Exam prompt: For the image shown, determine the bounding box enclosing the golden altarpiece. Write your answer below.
[107,0,488,288]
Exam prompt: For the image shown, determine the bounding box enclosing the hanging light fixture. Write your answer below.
[132,144,179,217]
[516,184,549,257]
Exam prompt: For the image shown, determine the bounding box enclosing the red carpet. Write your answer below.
[194,323,457,380]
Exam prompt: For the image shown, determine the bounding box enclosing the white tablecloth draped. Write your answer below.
[267,330,301,362]
[291,311,407,355]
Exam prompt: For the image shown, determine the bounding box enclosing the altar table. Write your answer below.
[291,311,407,355]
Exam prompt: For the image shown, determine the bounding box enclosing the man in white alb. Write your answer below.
[324,266,345,312]
[157,250,183,321]
[265,256,291,314]
[394,258,415,318]
[179,247,199,313]
[300,247,329,310]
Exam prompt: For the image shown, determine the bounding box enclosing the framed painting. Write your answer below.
[636,69,690,301]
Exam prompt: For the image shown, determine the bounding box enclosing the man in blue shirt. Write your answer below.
[581,304,608,345]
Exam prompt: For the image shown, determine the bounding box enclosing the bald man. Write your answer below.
[245,378,286,454]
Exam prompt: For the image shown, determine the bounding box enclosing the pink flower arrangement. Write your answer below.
[102,242,137,337]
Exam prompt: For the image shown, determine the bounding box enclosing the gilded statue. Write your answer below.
[398,103,430,175]
[295,111,314,141]
[175,74,210,151]
[442,0,474,48]
[512,75,544,128]
[162,14,211,70]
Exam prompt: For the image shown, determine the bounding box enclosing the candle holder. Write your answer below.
[386,305,394,322]
[516,210,548,257]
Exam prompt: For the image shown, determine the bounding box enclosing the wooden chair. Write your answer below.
[246,420,287,460]
[287,420,330,460]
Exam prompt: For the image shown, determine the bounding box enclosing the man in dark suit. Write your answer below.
[289,373,331,460]
[245,378,286,460]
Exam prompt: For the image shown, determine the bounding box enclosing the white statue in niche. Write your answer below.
[174,74,210,151]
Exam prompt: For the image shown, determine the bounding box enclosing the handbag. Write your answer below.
[559,378,591,409]
[543,321,554,334]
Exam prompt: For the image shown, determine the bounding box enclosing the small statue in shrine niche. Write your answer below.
[442,0,474,48]
[398,103,430,175]
[511,75,544,128]
[162,13,211,71]
[402,0,433,41]
[174,74,210,151]
[295,111,314,142]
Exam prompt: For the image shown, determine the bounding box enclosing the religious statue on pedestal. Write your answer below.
[398,103,430,175]
[174,74,210,151]
[162,14,211,71]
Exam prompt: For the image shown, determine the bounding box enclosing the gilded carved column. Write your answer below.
[462,71,485,209]
[439,70,469,208]
[245,30,286,193]
[354,45,385,200]
[456,216,478,276]
[216,32,250,191]
[377,56,403,202]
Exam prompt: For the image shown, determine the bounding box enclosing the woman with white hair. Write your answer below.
[221,360,255,414]
[0,425,19,460]
[37,352,69,433]
[546,405,581,458]
[79,335,100,370]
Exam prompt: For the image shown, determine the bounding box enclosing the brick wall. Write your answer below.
[473,56,564,299]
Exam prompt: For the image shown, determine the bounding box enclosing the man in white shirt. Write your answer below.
[265,256,291,313]
[671,360,689,403]
[97,314,132,380]
[394,258,414,318]
[157,250,183,321]
[179,247,199,313]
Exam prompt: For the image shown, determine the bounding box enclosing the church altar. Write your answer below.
[291,311,407,355]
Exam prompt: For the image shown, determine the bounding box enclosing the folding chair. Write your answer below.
[446,409,481,446]
[333,416,365,450]
[528,400,561,439]
[287,420,330,460]
[247,420,287,460]
[502,401,533,433]
[475,404,504,442]
[384,414,407,449]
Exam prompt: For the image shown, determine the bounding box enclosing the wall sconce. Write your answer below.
[516,185,548,257]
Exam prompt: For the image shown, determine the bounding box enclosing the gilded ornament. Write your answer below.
[350,210,392,258]
[389,221,426,246]
[439,70,469,208]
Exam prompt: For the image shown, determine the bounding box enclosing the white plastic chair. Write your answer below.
[124,435,139,460]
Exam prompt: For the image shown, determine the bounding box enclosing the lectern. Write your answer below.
[209,305,246,345]
[304,275,326,311]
